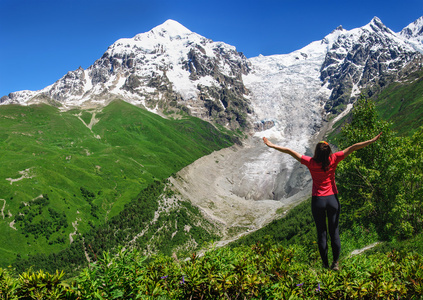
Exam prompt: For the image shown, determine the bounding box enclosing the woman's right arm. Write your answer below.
[342,132,382,158]
[263,137,302,162]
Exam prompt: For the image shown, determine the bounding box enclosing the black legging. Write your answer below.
[311,194,341,266]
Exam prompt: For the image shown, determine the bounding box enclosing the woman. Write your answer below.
[263,133,381,270]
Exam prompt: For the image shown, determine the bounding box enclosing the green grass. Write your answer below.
[326,71,423,143]
[373,72,423,136]
[0,100,236,267]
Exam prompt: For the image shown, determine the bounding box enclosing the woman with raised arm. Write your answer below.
[263,133,381,270]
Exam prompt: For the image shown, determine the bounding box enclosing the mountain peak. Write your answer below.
[161,19,191,30]
[366,16,393,34]
[330,25,344,34]
[150,19,192,37]
[131,19,193,43]
[371,16,382,24]
[399,16,423,40]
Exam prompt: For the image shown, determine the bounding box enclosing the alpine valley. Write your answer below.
[1,16,423,272]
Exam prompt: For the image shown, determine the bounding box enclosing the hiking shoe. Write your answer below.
[330,261,339,271]
[323,263,329,269]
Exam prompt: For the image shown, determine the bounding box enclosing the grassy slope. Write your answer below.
[326,71,423,143]
[372,72,423,136]
[0,100,236,267]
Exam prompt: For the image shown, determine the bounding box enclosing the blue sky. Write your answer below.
[1,0,422,97]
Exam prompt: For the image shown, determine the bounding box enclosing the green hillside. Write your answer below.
[0,100,237,268]
[327,70,423,144]
[372,70,423,136]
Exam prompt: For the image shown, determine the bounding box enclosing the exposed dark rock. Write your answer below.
[253,120,275,132]
[122,74,141,92]
[0,95,9,103]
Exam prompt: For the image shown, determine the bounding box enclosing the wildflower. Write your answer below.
[296,283,304,287]
[161,275,168,279]
[180,275,185,284]
[315,283,321,292]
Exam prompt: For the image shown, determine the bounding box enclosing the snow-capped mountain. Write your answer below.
[321,17,422,113]
[245,16,422,136]
[1,17,423,202]
[3,17,421,131]
[399,16,423,51]
[2,20,251,130]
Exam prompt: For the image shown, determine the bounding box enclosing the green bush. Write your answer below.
[0,267,19,300]
[4,241,423,299]
[336,97,423,240]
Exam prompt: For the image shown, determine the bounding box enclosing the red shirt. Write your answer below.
[301,151,345,196]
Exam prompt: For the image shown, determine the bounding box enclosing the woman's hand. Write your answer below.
[371,132,382,143]
[263,137,274,148]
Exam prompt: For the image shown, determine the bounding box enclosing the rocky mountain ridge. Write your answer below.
[3,18,423,118]
[399,16,423,50]
[2,17,423,205]
[2,18,423,130]
[2,20,252,131]
[321,17,423,114]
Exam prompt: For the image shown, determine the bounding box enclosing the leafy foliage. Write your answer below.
[0,268,73,300]
[2,241,423,299]
[335,97,423,239]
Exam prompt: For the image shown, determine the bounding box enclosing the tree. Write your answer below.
[336,96,423,239]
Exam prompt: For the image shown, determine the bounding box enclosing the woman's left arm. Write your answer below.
[263,137,302,162]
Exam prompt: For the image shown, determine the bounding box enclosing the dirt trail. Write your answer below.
[0,199,5,219]
[9,220,17,230]
[69,217,81,244]
[6,168,33,185]
[350,242,380,257]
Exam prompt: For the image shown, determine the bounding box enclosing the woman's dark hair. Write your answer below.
[313,141,332,172]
